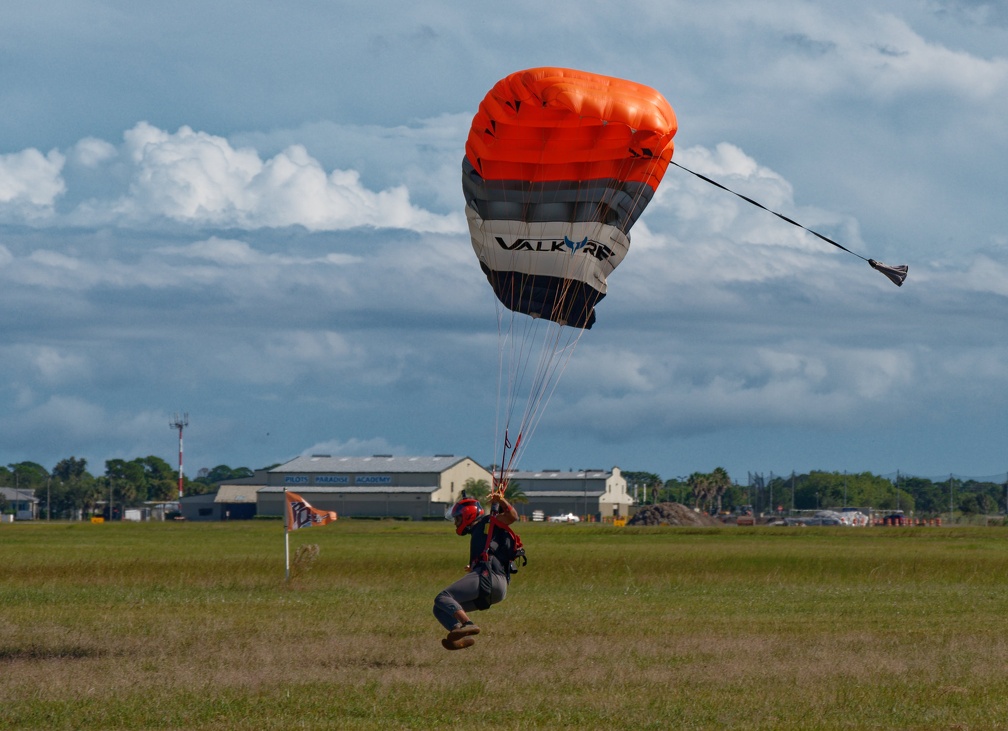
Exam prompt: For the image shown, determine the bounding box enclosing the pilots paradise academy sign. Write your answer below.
[284,474,392,486]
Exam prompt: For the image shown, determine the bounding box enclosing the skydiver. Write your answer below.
[433,491,520,650]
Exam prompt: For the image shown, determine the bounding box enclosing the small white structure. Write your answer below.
[0,487,39,521]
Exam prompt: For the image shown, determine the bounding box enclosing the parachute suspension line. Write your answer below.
[503,140,659,484]
[668,160,907,286]
[518,321,580,440]
[497,121,592,473]
[493,139,601,475]
[495,278,538,461]
[490,217,520,477]
[468,68,682,488]
[495,428,521,497]
[501,137,667,478]
[493,289,517,482]
[497,163,606,467]
[497,313,584,479]
[492,143,581,482]
[519,324,583,448]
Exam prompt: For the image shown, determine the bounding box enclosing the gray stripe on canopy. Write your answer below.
[462,158,656,232]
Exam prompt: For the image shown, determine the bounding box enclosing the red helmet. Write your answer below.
[449,497,484,535]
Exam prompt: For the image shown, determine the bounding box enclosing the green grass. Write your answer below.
[2,520,1007,729]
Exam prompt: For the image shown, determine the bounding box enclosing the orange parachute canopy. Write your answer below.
[462,68,678,479]
[463,68,677,329]
[466,67,677,188]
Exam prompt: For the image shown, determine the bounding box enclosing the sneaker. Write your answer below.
[441,636,476,651]
[446,621,480,642]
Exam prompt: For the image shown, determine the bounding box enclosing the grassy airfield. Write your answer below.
[2,519,1007,730]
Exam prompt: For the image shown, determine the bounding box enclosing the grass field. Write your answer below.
[2,519,1007,730]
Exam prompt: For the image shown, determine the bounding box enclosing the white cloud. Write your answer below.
[0,344,90,385]
[96,122,462,233]
[70,137,117,168]
[715,5,1008,102]
[853,13,1008,99]
[0,147,65,214]
[957,253,1008,297]
[0,396,178,467]
[9,247,168,290]
[300,436,410,458]
[158,236,361,268]
[230,113,474,213]
[0,122,463,234]
[554,337,920,441]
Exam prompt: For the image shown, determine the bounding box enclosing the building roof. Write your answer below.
[0,487,39,502]
[215,485,261,504]
[508,469,612,480]
[270,455,474,474]
[259,485,439,495]
[515,489,606,498]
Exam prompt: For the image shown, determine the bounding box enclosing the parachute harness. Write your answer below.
[470,494,527,611]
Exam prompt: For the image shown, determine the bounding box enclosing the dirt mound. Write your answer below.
[627,502,720,527]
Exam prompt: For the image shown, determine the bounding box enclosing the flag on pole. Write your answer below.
[285,491,338,531]
[284,490,337,580]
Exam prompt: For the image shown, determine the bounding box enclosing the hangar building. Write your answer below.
[506,467,630,518]
[256,454,491,521]
[181,456,631,521]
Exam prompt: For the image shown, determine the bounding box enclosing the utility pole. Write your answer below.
[949,473,954,524]
[170,413,189,504]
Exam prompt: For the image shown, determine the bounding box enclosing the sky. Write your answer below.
[2,0,1007,485]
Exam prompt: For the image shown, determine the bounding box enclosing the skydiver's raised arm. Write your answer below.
[491,494,518,525]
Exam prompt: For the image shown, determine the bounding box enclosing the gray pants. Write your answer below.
[433,569,508,631]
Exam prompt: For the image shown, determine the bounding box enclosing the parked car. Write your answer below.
[548,512,581,523]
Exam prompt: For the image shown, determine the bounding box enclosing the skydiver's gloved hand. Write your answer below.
[491,493,519,524]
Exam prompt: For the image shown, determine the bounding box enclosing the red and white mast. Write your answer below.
[170,412,189,502]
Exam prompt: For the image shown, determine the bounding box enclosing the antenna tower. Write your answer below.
[170,412,189,503]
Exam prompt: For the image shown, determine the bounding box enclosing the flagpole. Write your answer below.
[284,488,290,581]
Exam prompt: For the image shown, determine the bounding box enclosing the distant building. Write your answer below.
[179,491,217,521]
[505,467,630,519]
[178,469,269,521]
[216,469,269,520]
[179,456,631,522]
[256,454,492,520]
[0,486,39,521]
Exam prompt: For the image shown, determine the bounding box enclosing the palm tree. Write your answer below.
[502,481,528,514]
[688,472,710,512]
[710,467,732,515]
[462,477,491,504]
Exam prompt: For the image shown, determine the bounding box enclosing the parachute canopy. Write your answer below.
[463,67,677,329]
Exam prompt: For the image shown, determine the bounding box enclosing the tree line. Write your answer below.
[4,458,1005,520]
[622,469,1008,518]
[0,458,255,519]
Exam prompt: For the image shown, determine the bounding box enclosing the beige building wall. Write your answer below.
[600,467,632,516]
[436,458,493,504]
